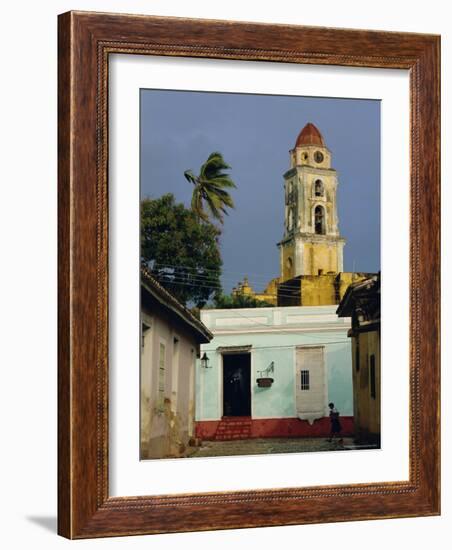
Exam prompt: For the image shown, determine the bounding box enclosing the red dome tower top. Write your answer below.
[294,123,325,147]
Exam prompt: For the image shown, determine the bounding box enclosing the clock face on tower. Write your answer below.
[314,151,324,163]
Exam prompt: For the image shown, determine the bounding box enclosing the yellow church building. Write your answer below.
[233,122,372,306]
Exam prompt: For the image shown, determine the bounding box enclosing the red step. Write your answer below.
[213,417,252,441]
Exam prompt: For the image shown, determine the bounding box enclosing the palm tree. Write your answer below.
[184,152,236,224]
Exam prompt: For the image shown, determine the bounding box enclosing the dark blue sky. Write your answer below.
[140,89,380,294]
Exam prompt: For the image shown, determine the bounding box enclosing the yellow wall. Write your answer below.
[351,329,380,443]
[303,242,339,276]
[298,274,337,306]
[281,243,295,280]
[280,240,343,282]
[255,277,279,305]
[336,272,356,299]
[279,272,369,306]
[233,276,279,305]
[234,272,371,308]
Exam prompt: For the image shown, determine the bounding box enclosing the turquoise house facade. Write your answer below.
[195,305,354,440]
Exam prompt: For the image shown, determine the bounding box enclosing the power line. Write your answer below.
[152,261,277,278]
[203,321,349,338]
[152,277,307,301]
[227,308,344,330]
[154,271,296,292]
[198,298,348,336]
[151,271,297,291]
[150,261,280,282]
[198,314,350,351]
[156,277,298,296]
[151,272,275,290]
[150,263,312,293]
[201,340,348,352]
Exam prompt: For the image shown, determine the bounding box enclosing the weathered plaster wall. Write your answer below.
[140,308,198,459]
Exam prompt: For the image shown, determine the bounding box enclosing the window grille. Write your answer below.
[300,369,310,390]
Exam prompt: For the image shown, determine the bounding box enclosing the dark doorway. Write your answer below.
[223,353,251,417]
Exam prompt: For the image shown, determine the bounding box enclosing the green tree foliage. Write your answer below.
[212,293,275,309]
[184,152,236,224]
[141,194,222,307]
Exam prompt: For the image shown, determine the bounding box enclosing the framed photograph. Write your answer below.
[58,11,440,538]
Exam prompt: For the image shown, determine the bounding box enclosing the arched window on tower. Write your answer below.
[314,179,324,197]
[314,205,326,235]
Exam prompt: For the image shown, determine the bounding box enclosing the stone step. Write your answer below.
[214,429,252,440]
[214,417,253,440]
[221,417,252,423]
[215,431,251,436]
[217,426,251,432]
[217,433,251,438]
[218,422,251,428]
[218,424,252,428]
[215,434,250,441]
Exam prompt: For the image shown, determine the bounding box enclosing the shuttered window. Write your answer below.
[355,340,360,372]
[370,354,376,399]
[158,342,166,410]
[296,346,325,417]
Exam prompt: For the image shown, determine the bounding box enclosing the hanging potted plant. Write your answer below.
[256,376,274,388]
[256,362,275,388]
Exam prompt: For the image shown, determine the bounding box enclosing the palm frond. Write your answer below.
[203,186,235,208]
[200,152,231,180]
[185,152,236,224]
[203,192,224,223]
[184,169,198,185]
[204,175,237,189]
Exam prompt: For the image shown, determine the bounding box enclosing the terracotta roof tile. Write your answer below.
[295,122,325,147]
[141,267,212,343]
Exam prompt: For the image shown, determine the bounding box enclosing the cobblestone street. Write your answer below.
[190,437,361,458]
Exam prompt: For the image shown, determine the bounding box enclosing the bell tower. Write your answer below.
[278,123,346,281]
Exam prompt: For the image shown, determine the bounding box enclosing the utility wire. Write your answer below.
[148,264,279,286]
[154,275,289,292]
[153,271,295,291]
[197,289,348,335]
[201,340,348,352]
[152,277,313,300]
[150,262,281,282]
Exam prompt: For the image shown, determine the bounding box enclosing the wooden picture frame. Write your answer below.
[58,11,440,538]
